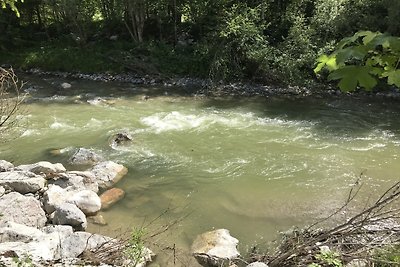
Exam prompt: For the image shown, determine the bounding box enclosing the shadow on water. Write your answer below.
[199,96,400,138]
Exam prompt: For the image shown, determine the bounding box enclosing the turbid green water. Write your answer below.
[1,75,400,266]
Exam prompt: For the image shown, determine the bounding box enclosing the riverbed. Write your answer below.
[1,75,400,266]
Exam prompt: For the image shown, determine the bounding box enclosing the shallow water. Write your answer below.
[1,75,400,266]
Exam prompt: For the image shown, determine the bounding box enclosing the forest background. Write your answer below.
[1,0,400,89]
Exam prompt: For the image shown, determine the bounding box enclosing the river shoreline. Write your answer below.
[20,68,400,100]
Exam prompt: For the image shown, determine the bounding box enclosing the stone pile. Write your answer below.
[0,156,153,267]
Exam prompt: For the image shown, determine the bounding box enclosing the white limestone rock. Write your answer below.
[50,171,99,193]
[89,161,128,190]
[68,189,101,215]
[191,229,240,267]
[52,203,87,231]
[0,160,13,172]
[61,82,72,89]
[0,221,43,242]
[0,171,46,194]
[0,192,47,228]
[16,161,66,179]
[43,185,101,216]
[69,148,104,166]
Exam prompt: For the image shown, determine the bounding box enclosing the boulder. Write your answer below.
[42,184,68,214]
[51,171,99,193]
[109,132,133,148]
[60,231,116,259]
[69,148,104,166]
[68,190,101,215]
[0,223,123,266]
[0,221,43,242]
[0,160,13,172]
[0,192,47,228]
[43,185,101,215]
[0,186,4,197]
[191,229,240,267]
[88,213,107,226]
[0,171,46,194]
[52,203,87,231]
[15,161,66,178]
[89,161,128,190]
[100,188,125,209]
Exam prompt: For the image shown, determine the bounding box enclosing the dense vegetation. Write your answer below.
[1,0,400,89]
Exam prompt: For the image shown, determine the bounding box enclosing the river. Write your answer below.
[1,75,400,266]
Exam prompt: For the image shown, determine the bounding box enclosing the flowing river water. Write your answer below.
[1,75,400,266]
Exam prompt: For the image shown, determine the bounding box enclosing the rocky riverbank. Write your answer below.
[0,155,262,267]
[0,153,156,267]
[22,68,400,99]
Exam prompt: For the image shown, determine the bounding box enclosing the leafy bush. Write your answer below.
[315,31,400,91]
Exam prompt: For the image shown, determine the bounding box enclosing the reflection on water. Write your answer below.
[1,75,400,265]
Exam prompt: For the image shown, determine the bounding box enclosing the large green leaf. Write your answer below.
[382,70,400,88]
[328,66,378,91]
[314,54,337,73]
[335,46,368,64]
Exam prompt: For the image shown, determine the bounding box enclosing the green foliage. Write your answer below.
[1,0,22,17]
[124,227,146,267]
[308,250,343,267]
[315,31,400,91]
[12,254,33,267]
[374,246,400,267]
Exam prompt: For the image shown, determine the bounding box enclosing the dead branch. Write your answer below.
[266,180,400,267]
[0,67,25,137]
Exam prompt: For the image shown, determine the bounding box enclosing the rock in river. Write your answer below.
[191,229,240,267]
[69,147,104,166]
[100,187,125,209]
[89,161,128,190]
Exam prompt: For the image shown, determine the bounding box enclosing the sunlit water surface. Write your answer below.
[1,75,400,266]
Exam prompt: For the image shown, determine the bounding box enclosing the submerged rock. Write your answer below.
[191,229,240,267]
[88,213,107,225]
[69,148,104,166]
[0,171,46,194]
[0,192,47,228]
[89,161,128,190]
[100,188,125,209]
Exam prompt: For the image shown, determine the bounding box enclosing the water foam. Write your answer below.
[141,111,312,133]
